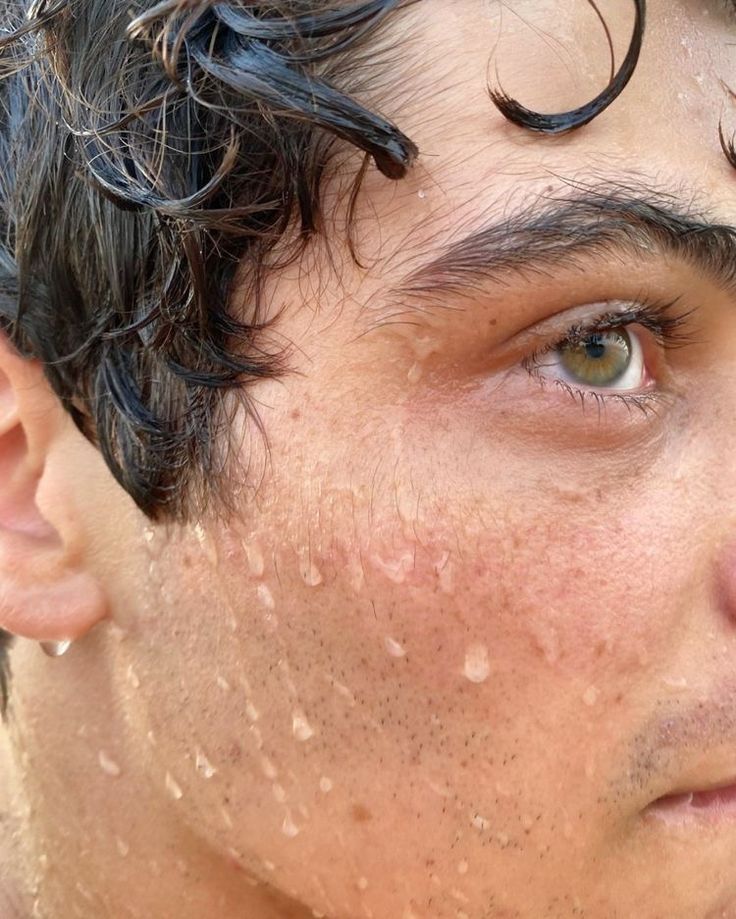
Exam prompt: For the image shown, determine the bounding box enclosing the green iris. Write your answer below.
[558,329,632,387]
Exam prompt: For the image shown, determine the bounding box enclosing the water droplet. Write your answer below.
[272,783,287,803]
[281,811,300,838]
[521,813,535,831]
[417,189,426,199]
[216,675,232,692]
[263,859,276,872]
[257,583,275,609]
[300,558,323,587]
[457,860,469,875]
[292,709,315,742]
[357,877,369,891]
[115,837,130,858]
[193,522,218,565]
[582,685,599,707]
[147,730,157,746]
[165,772,183,800]
[348,556,366,593]
[250,725,264,749]
[75,882,94,902]
[662,675,688,690]
[384,636,407,658]
[244,541,265,577]
[98,750,121,777]
[195,749,217,779]
[407,362,423,384]
[319,776,334,793]
[496,831,510,847]
[126,664,140,689]
[450,888,470,904]
[40,640,72,658]
[323,673,357,707]
[142,527,155,544]
[261,756,278,780]
[463,644,491,683]
[371,551,414,584]
[245,700,260,722]
[221,807,233,829]
[471,813,490,832]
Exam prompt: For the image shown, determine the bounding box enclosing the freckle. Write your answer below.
[351,803,373,823]
[290,409,301,420]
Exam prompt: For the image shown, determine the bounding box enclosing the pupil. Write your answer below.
[585,335,607,360]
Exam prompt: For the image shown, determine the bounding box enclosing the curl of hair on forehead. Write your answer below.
[488,0,645,135]
[489,0,736,174]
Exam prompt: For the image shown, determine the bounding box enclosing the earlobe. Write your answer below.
[0,335,107,642]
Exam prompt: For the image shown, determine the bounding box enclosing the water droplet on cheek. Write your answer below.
[194,749,217,779]
[356,877,369,891]
[319,776,334,793]
[257,583,275,609]
[216,675,232,693]
[244,541,265,577]
[292,709,315,741]
[463,644,491,683]
[299,556,323,587]
[407,362,423,384]
[115,837,129,858]
[165,772,184,800]
[582,685,600,707]
[384,636,407,658]
[192,522,218,566]
[126,664,140,689]
[98,751,122,777]
[281,811,300,838]
[457,860,469,875]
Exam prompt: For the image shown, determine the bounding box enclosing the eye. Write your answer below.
[528,324,650,394]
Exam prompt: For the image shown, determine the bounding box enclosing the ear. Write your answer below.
[0,333,107,642]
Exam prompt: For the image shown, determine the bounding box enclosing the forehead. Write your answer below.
[350,0,735,247]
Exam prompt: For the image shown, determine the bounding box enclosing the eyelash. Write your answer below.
[520,299,697,415]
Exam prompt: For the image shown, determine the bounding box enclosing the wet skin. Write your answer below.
[2,0,736,917]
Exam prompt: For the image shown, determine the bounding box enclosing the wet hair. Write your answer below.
[0,0,732,715]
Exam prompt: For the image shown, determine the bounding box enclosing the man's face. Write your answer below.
[22,1,736,916]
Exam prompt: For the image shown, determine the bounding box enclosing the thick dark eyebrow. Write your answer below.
[390,186,736,312]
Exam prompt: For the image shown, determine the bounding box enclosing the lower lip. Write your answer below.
[647,783,736,825]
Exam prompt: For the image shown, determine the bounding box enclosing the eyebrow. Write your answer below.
[389,184,736,313]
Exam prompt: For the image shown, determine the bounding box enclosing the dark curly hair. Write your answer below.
[0,0,730,716]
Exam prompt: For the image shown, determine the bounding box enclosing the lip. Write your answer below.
[646,779,736,825]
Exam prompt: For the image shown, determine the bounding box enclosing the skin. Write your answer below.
[1,0,736,916]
